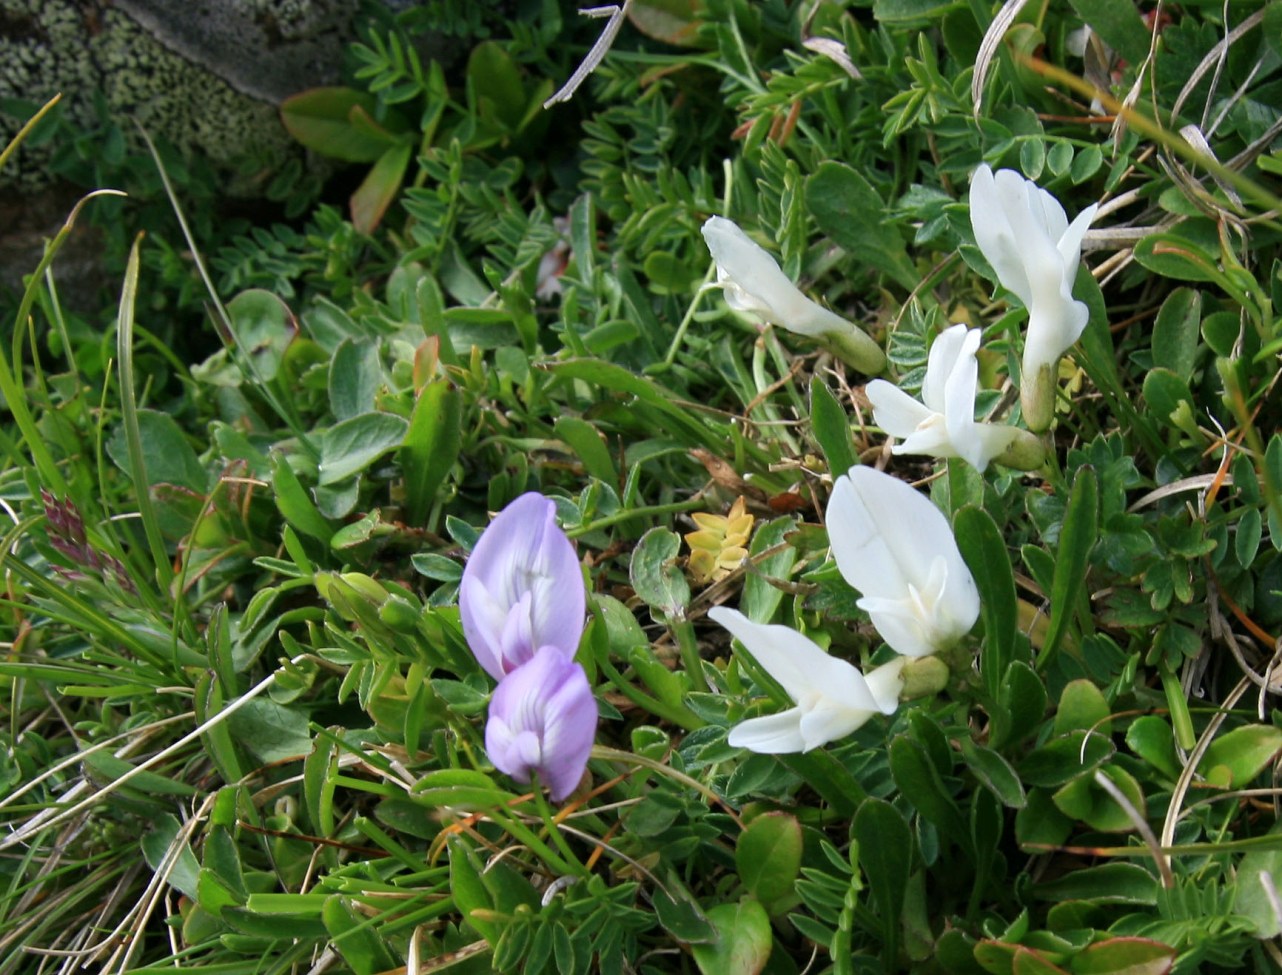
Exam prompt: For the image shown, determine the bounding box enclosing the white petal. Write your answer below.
[857,595,940,658]
[702,217,811,327]
[1057,203,1097,267]
[893,419,958,459]
[728,709,807,753]
[921,324,974,412]
[971,165,1033,307]
[866,380,934,439]
[798,705,875,751]
[709,606,878,713]
[864,657,908,712]
[828,469,952,601]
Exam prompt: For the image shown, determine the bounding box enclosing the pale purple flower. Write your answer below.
[826,468,979,658]
[711,607,904,753]
[486,646,598,800]
[459,493,586,681]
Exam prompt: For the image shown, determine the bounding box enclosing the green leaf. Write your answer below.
[691,900,772,975]
[107,409,205,494]
[809,376,857,478]
[272,453,335,542]
[350,142,412,234]
[1141,369,1193,426]
[960,737,1026,809]
[449,837,499,942]
[1033,863,1159,905]
[1038,466,1097,670]
[1200,725,1282,788]
[630,527,690,621]
[1021,730,1114,788]
[955,505,1017,698]
[329,339,382,421]
[554,416,618,484]
[227,289,297,383]
[1070,938,1174,975]
[544,359,721,449]
[1236,825,1282,939]
[318,412,410,485]
[890,735,967,846]
[1152,288,1202,382]
[227,699,313,764]
[627,0,702,46]
[468,41,526,132]
[872,0,966,27]
[83,752,197,797]
[1052,765,1146,832]
[992,661,1048,750]
[1133,232,1222,283]
[322,895,398,975]
[736,812,803,910]
[741,517,796,624]
[1125,715,1182,781]
[854,797,912,963]
[1053,679,1112,737]
[141,814,201,899]
[653,880,718,943]
[1066,0,1152,64]
[281,87,393,162]
[805,162,917,290]
[401,380,462,525]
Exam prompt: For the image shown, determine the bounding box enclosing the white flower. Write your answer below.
[710,606,904,753]
[701,216,885,374]
[865,324,1042,472]
[826,468,979,658]
[968,165,1097,431]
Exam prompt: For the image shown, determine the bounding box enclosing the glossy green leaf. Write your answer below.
[401,379,462,525]
[809,376,857,478]
[1038,466,1097,670]
[741,516,796,624]
[1070,937,1174,974]
[350,142,412,234]
[955,505,1018,697]
[691,900,772,975]
[322,895,398,975]
[1125,715,1182,781]
[630,527,690,621]
[1200,724,1282,788]
[317,412,410,485]
[281,87,396,162]
[736,812,803,910]
[960,737,1026,809]
[1152,288,1202,382]
[806,161,917,289]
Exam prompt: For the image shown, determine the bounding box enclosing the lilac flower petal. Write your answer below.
[485,647,597,802]
[460,493,585,678]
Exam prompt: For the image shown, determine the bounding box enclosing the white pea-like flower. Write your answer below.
[865,324,1044,472]
[826,468,979,659]
[710,607,905,754]
[969,165,1097,431]
[701,216,885,375]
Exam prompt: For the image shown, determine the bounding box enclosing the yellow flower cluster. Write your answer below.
[685,497,753,585]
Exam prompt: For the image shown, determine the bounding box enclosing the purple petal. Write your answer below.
[460,493,586,677]
[485,647,597,802]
